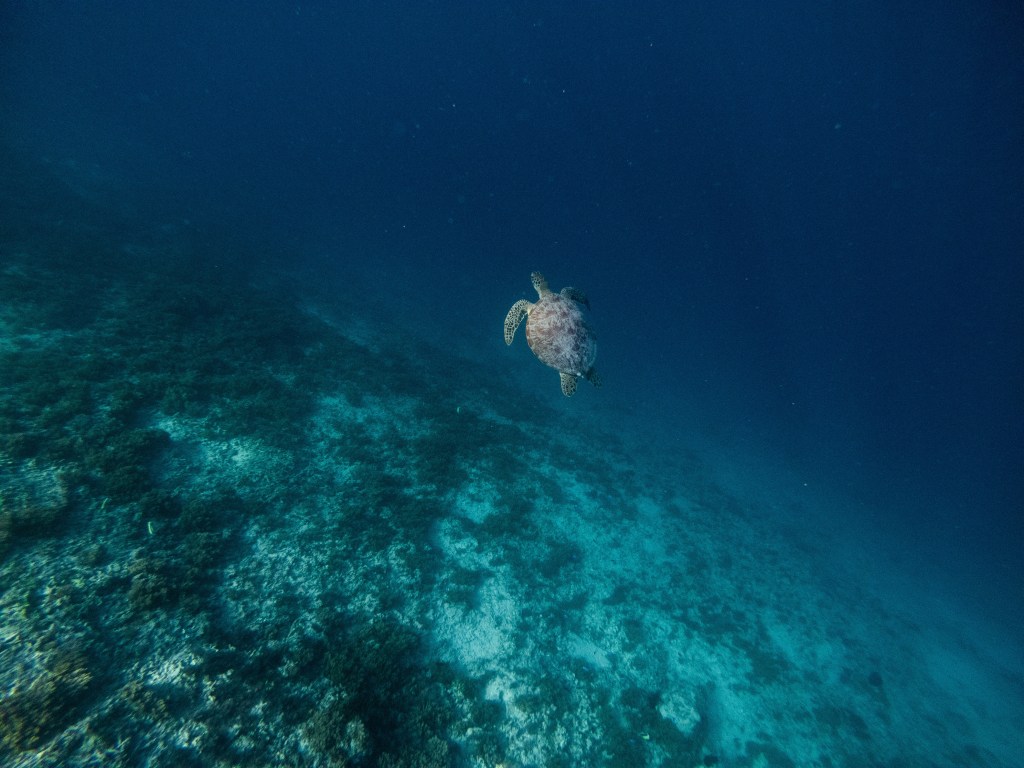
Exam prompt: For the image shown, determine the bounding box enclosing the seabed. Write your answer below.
[1,153,1021,768]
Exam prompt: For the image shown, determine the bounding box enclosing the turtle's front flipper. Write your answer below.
[504,300,531,345]
[560,287,590,309]
[586,367,601,388]
[559,372,578,396]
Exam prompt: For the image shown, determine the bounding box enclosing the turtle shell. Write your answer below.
[525,293,597,377]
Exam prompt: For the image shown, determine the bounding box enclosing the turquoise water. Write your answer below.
[2,3,1022,766]
[1,149,1020,767]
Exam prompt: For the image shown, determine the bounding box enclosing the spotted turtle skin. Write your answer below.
[525,291,596,379]
[504,271,600,396]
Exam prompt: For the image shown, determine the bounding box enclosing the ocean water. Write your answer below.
[1,2,1022,766]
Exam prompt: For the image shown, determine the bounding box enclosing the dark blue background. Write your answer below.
[3,1,1022,627]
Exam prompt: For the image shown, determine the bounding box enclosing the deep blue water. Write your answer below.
[4,0,1022,629]
[2,1,1023,763]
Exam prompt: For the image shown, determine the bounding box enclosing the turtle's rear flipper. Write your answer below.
[560,372,578,397]
[586,367,601,388]
[560,287,590,309]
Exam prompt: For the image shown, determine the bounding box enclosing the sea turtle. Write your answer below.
[504,271,601,396]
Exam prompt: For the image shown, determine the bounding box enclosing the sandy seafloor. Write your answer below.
[1,155,1022,768]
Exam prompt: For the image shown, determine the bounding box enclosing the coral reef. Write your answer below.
[0,150,1017,768]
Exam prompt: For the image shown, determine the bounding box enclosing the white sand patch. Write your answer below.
[152,414,266,471]
[194,435,274,479]
[145,647,204,687]
[565,632,612,671]
[449,476,501,524]
[314,390,425,442]
[657,689,703,736]
[761,608,819,671]
[436,517,484,565]
[434,578,519,671]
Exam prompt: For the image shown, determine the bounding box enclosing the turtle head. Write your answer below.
[530,271,550,296]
